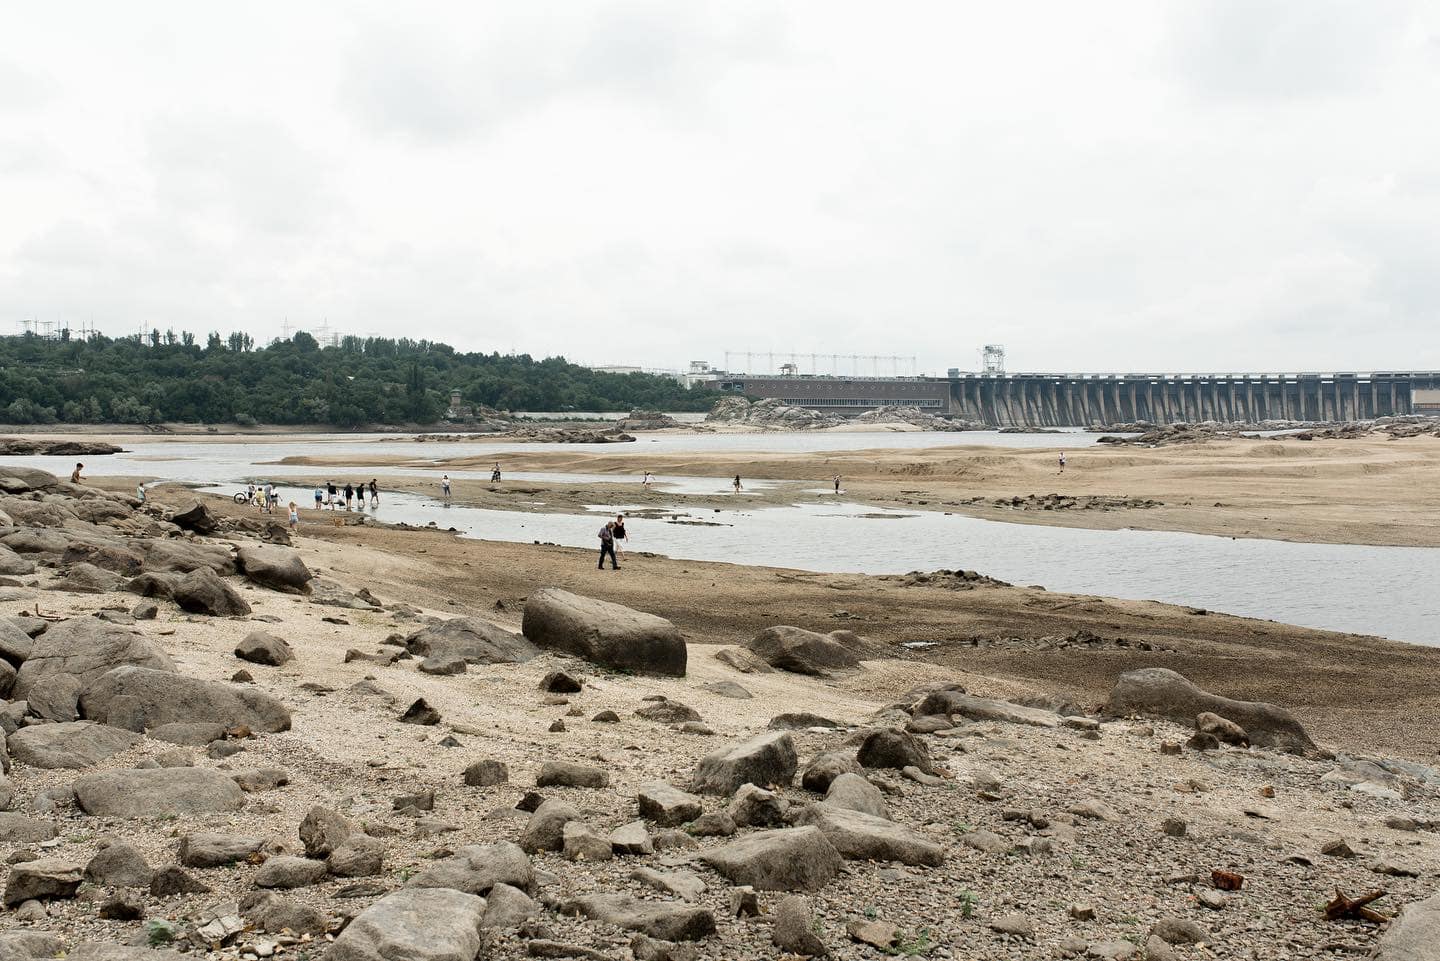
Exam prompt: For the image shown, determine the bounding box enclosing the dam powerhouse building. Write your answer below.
[700,371,1440,427]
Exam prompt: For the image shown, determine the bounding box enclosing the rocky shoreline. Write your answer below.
[0,465,1435,958]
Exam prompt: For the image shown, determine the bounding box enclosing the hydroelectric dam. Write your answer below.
[701,370,1440,427]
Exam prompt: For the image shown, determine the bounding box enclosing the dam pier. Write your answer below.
[700,370,1440,427]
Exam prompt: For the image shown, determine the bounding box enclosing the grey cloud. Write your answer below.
[340,1,788,141]
[1169,0,1417,100]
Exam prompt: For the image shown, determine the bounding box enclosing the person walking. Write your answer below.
[288,501,300,532]
[441,474,452,504]
[491,462,502,483]
[70,463,84,483]
[1058,452,1067,474]
[136,482,146,504]
[314,486,324,510]
[343,482,354,510]
[642,471,653,488]
[597,521,619,570]
[613,514,628,557]
[265,483,276,514]
[833,474,841,494]
[732,474,742,493]
[326,481,337,509]
[369,479,379,507]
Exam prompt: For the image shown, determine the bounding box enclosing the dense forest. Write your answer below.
[0,330,713,426]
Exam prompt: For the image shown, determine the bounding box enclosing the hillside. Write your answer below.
[0,332,710,427]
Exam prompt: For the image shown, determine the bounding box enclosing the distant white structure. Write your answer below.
[982,344,1006,374]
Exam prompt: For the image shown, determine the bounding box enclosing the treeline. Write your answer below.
[0,330,712,427]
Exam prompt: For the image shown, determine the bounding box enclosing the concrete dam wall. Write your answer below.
[947,372,1440,427]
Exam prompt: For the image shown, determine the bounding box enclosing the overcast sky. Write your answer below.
[2,1,1438,375]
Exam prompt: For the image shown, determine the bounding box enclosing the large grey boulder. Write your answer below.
[26,674,82,722]
[0,467,59,494]
[911,690,1061,728]
[824,772,890,819]
[0,812,58,843]
[520,799,581,854]
[637,782,703,826]
[241,892,328,935]
[170,502,218,535]
[85,843,153,887]
[1371,890,1440,960]
[67,945,185,961]
[139,539,235,575]
[405,618,538,665]
[857,728,935,775]
[73,768,245,817]
[328,888,487,961]
[773,895,829,957]
[79,666,291,733]
[236,544,313,594]
[0,544,35,577]
[4,858,82,906]
[700,826,842,892]
[7,721,142,769]
[1105,668,1317,754]
[801,752,863,793]
[522,588,686,676]
[562,894,716,942]
[745,626,865,675]
[0,931,65,961]
[172,568,251,616]
[178,832,265,868]
[794,804,944,866]
[234,631,294,667]
[690,731,797,795]
[407,840,533,896]
[51,562,124,594]
[13,620,175,698]
[61,541,144,576]
[0,618,33,666]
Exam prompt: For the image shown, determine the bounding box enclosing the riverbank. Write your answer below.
[274,432,1440,548]
[2,470,1436,960]
[148,484,1440,760]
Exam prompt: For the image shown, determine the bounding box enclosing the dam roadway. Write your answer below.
[703,371,1440,427]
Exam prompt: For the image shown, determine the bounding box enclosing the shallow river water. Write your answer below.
[6,432,1437,646]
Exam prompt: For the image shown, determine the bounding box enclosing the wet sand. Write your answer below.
[272,433,1440,547]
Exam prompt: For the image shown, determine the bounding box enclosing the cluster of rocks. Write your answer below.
[500,426,637,444]
[1,463,1437,960]
[616,410,682,432]
[0,440,125,456]
[704,397,845,430]
[851,407,982,431]
[1094,416,1440,446]
[880,569,1012,591]
[988,493,1164,512]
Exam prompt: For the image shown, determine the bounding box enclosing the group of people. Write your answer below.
[597,514,627,569]
[315,479,380,511]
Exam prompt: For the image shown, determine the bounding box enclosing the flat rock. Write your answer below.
[745,625,865,675]
[405,617,539,665]
[407,840,533,895]
[536,761,609,789]
[522,588,686,676]
[5,858,82,906]
[562,894,716,942]
[80,666,291,732]
[13,619,175,698]
[1105,667,1317,754]
[0,812,59,843]
[700,826,842,892]
[7,721,141,769]
[912,690,1061,728]
[240,891,329,935]
[328,888,487,961]
[638,782,703,825]
[178,832,265,868]
[700,681,752,699]
[794,804,944,866]
[73,767,245,817]
[1372,890,1440,960]
[84,843,153,887]
[255,855,328,889]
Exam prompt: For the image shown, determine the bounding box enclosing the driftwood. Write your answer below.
[1323,888,1390,924]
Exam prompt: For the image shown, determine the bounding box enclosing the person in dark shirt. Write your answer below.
[597,521,619,570]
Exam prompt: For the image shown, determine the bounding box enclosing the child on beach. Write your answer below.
[314,486,323,510]
[288,502,299,531]
[442,474,452,504]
